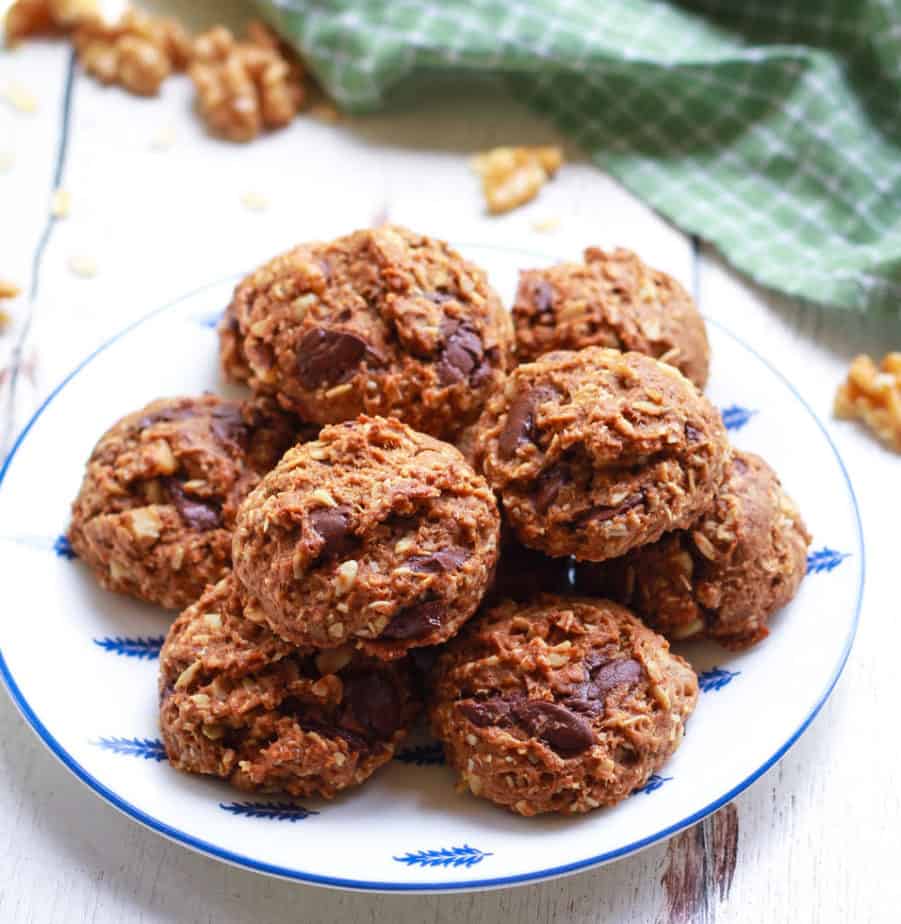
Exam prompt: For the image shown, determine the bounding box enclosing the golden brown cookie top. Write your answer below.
[221,225,514,439]
[232,415,500,656]
[472,347,729,560]
[513,247,709,387]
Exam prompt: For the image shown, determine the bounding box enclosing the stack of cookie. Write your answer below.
[69,225,810,817]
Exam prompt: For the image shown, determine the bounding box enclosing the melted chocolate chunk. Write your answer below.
[511,700,594,757]
[436,320,484,386]
[685,423,703,442]
[590,658,643,698]
[308,506,355,560]
[457,697,515,728]
[566,656,643,716]
[498,385,557,459]
[164,479,221,531]
[405,549,469,574]
[458,695,593,757]
[343,672,402,739]
[380,599,445,640]
[535,464,569,513]
[137,404,197,430]
[209,403,249,447]
[530,279,555,315]
[299,717,370,752]
[425,291,454,305]
[296,328,369,389]
[585,492,644,524]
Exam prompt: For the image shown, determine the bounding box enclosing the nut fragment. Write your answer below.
[2,80,38,113]
[315,645,352,675]
[73,9,192,97]
[0,280,21,300]
[68,254,98,278]
[334,559,358,596]
[472,145,563,214]
[835,352,901,452]
[189,21,305,142]
[51,188,71,218]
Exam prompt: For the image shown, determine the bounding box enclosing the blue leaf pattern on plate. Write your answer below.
[220,802,319,821]
[93,736,167,761]
[54,534,76,559]
[698,667,740,692]
[806,547,850,574]
[394,742,446,766]
[93,636,164,659]
[631,774,672,796]
[720,405,757,431]
[393,845,492,868]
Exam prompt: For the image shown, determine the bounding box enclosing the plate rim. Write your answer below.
[0,265,865,893]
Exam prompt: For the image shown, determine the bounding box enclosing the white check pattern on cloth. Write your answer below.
[259,0,901,315]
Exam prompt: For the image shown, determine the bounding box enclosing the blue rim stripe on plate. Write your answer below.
[0,260,865,893]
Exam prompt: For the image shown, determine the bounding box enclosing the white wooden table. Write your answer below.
[2,8,899,922]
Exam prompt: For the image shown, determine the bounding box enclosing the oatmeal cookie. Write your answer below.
[69,394,305,609]
[160,575,418,798]
[232,416,501,657]
[575,451,810,649]
[472,347,729,561]
[431,595,698,816]
[512,248,709,387]
[219,225,513,439]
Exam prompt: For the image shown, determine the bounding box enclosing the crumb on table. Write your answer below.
[835,352,901,452]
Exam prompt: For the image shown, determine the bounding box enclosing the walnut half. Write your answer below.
[189,22,305,143]
[835,352,901,452]
[472,145,564,214]
[73,9,191,97]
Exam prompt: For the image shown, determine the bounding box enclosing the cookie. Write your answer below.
[69,394,304,609]
[575,451,810,649]
[430,595,698,816]
[472,347,729,561]
[512,247,709,387]
[160,575,419,799]
[232,415,501,658]
[220,224,513,439]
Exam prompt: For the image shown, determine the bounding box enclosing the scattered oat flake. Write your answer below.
[472,145,563,215]
[68,254,98,278]
[835,352,901,452]
[2,80,38,113]
[0,308,12,332]
[0,279,21,300]
[241,191,269,212]
[0,151,14,173]
[532,216,561,233]
[51,188,71,218]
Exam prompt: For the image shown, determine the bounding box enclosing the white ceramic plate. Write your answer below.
[0,243,863,893]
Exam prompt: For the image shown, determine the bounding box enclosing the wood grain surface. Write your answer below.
[1,8,898,922]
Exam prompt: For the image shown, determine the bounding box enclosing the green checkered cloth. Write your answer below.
[258,0,901,316]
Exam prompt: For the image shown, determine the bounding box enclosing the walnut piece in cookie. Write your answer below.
[232,416,501,658]
[472,146,563,214]
[513,247,710,388]
[160,575,419,799]
[190,22,305,142]
[430,595,698,816]
[72,8,191,96]
[834,352,901,452]
[576,451,810,649]
[472,347,730,561]
[68,394,305,609]
[220,225,514,439]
